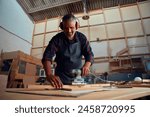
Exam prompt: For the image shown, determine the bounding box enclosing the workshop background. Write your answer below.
[0,0,150,89]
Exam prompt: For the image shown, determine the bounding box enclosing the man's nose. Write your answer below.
[67,28,71,32]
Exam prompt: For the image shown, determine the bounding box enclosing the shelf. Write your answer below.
[109,57,145,72]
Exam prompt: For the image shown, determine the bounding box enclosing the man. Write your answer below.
[42,14,94,89]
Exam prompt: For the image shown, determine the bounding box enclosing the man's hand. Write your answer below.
[47,74,63,89]
[82,62,91,76]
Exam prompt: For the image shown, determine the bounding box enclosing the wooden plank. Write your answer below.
[130,83,150,88]
[27,84,110,90]
[80,88,150,100]
[1,51,18,59]
[5,84,114,98]
[25,63,36,76]
[1,87,150,100]
[0,75,8,92]
[6,89,78,98]
[116,48,128,56]
[5,86,115,98]
[114,82,150,88]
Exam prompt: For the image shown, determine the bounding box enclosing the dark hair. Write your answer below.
[62,14,76,22]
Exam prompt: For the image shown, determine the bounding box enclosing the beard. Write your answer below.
[65,32,75,40]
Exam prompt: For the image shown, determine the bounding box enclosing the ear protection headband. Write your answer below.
[59,14,80,30]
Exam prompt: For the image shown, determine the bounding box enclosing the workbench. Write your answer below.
[0,84,150,100]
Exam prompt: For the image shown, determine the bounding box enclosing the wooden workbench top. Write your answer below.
[0,87,150,100]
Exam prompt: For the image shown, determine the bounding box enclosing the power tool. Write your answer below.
[71,69,86,85]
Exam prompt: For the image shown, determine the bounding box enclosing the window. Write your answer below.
[1,59,13,72]
[36,65,42,76]
[18,60,26,74]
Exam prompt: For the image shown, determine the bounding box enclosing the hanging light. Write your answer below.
[82,0,89,20]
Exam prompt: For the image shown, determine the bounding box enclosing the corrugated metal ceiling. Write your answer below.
[17,0,147,22]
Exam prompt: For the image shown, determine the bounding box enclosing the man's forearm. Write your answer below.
[84,61,91,68]
[43,60,53,76]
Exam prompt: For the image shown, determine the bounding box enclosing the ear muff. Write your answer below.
[59,22,64,30]
[59,19,80,30]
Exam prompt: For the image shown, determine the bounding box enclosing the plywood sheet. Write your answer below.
[124,21,143,36]
[6,85,115,98]
[47,19,59,32]
[104,8,121,22]
[90,25,106,40]
[35,22,45,34]
[33,35,44,47]
[107,23,124,38]
[78,27,89,39]
[45,32,57,46]
[6,89,78,97]
[92,62,109,74]
[129,47,149,54]
[27,84,110,90]
[109,39,126,56]
[128,37,147,46]
[89,14,104,25]
[121,5,140,20]
[31,48,43,59]
[90,42,108,57]
[78,17,88,26]
[139,1,150,18]
[2,87,150,100]
[143,19,150,34]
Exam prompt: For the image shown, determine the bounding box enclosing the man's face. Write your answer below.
[63,20,76,40]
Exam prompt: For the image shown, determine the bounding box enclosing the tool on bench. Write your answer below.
[71,69,86,85]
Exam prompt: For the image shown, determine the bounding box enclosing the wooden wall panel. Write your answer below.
[78,17,88,26]
[128,37,147,47]
[47,19,59,32]
[33,35,44,47]
[78,27,89,39]
[124,21,143,36]
[121,6,140,20]
[31,1,150,73]
[31,48,43,59]
[89,14,104,25]
[143,19,150,34]
[34,22,45,34]
[129,47,149,54]
[90,42,108,57]
[45,32,57,46]
[92,62,109,74]
[107,23,124,38]
[90,25,106,41]
[139,1,150,18]
[109,39,126,56]
[104,8,121,22]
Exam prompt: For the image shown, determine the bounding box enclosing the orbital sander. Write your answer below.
[71,69,86,85]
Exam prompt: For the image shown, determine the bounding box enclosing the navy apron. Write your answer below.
[55,38,82,85]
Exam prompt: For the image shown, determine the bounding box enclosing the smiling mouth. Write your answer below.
[67,33,72,35]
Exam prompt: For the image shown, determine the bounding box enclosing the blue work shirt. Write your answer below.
[42,31,94,84]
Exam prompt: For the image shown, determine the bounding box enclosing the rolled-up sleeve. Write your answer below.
[81,36,94,64]
[42,38,57,64]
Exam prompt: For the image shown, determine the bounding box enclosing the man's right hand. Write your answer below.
[47,75,63,89]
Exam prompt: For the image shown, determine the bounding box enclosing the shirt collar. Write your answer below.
[63,32,79,44]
